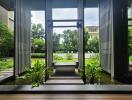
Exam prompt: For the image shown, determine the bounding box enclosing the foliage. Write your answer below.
[63,30,78,51]
[31,53,45,58]
[31,24,45,53]
[0,58,13,71]
[31,24,45,39]
[87,37,99,53]
[53,55,63,61]
[0,21,14,57]
[25,60,45,87]
[53,33,61,51]
[84,28,90,50]
[129,56,132,62]
[47,67,54,76]
[66,53,73,60]
[128,27,132,56]
[32,38,45,53]
[85,54,101,84]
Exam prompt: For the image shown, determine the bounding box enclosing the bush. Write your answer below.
[0,21,14,57]
[129,56,132,62]
[47,67,54,76]
[31,53,45,58]
[25,60,45,87]
[85,54,101,84]
[0,59,13,71]
[66,53,73,60]
[53,55,63,61]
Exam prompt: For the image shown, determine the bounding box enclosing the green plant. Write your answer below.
[129,55,132,62]
[85,54,101,84]
[25,60,45,87]
[66,53,73,60]
[0,21,13,57]
[31,53,45,58]
[47,67,54,76]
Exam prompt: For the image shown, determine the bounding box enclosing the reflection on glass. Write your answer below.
[0,6,14,80]
[52,8,77,20]
[128,3,132,72]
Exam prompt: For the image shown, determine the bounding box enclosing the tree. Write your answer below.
[63,30,78,52]
[60,28,90,52]
[32,38,45,53]
[0,21,14,58]
[53,33,61,51]
[87,37,99,53]
[31,24,45,53]
[84,28,90,51]
[31,24,45,39]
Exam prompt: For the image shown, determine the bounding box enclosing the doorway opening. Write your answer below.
[45,8,83,84]
[30,11,46,67]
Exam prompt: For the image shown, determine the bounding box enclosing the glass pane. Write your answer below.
[52,8,77,20]
[128,20,132,26]
[128,6,132,19]
[53,22,77,26]
[128,27,132,66]
[0,6,14,80]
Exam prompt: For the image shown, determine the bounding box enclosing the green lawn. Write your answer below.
[0,58,94,72]
[0,58,13,71]
[1,57,122,85]
[0,58,46,72]
[129,55,132,62]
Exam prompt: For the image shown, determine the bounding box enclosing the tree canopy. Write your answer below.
[0,21,14,57]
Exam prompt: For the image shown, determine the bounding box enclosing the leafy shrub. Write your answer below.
[31,53,45,58]
[47,67,54,76]
[66,53,73,60]
[53,55,63,61]
[0,59,13,71]
[129,56,132,62]
[85,54,101,84]
[25,60,45,87]
[0,21,13,57]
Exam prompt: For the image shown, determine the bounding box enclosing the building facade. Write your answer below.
[0,5,14,32]
[86,26,99,38]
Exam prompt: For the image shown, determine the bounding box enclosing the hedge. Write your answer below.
[31,53,45,58]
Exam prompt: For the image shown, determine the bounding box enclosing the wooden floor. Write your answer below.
[0,94,132,100]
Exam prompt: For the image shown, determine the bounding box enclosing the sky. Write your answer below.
[31,8,99,33]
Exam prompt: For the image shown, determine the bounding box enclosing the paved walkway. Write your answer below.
[46,64,83,84]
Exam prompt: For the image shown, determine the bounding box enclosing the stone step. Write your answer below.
[45,79,84,85]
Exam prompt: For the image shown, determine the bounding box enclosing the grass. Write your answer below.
[129,55,132,62]
[0,58,13,71]
[54,59,78,63]
[0,57,122,85]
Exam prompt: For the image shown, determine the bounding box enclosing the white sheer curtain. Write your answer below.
[99,0,114,75]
